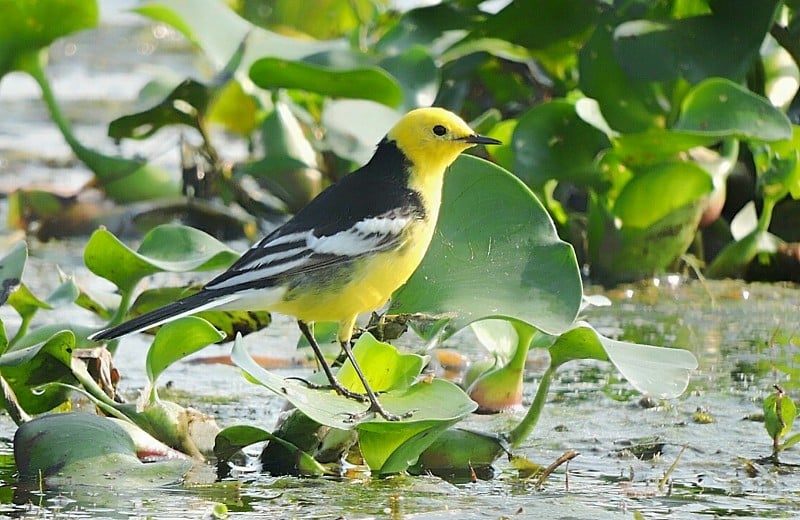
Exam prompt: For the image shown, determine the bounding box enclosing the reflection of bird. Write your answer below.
[89,107,501,421]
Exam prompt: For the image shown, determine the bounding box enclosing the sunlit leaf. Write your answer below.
[391,156,582,338]
[336,334,425,394]
[84,225,238,293]
[614,161,712,229]
[549,322,698,399]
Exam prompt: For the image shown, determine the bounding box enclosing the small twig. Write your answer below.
[535,450,579,490]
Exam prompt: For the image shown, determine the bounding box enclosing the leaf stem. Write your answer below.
[507,364,555,448]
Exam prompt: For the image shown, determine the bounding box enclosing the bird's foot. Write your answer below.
[344,401,415,423]
[285,376,369,402]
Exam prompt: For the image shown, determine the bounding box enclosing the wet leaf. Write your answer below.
[674,78,792,141]
[84,225,238,293]
[391,156,582,338]
[410,428,507,478]
[14,413,190,486]
[216,424,327,476]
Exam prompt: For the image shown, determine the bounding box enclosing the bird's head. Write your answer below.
[386,107,501,173]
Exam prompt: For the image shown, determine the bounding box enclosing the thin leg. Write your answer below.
[295,321,367,402]
[339,340,412,422]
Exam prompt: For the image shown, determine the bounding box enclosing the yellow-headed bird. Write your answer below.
[89,107,501,421]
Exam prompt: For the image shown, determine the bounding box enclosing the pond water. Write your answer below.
[2,3,800,519]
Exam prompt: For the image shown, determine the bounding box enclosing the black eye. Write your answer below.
[432,125,447,136]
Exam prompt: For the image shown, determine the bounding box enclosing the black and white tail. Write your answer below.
[88,291,235,341]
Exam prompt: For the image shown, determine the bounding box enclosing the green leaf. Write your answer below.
[379,46,439,110]
[764,390,796,442]
[410,428,507,477]
[84,225,238,293]
[482,0,598,51]
[336,334,424,393]
[0,330,77,414]
[586,161,713,282]
[231,333,476,432]
[249,56,404,108]
[357,417,457,475]
[579,24,670,133]
[215,424,328,476]
[0,242,26,306]
[108,79,213,140]
[0,0,98,76]
[146,317,226,387]
[391,156,582,337]
[674,78,792,141]
[613,3,780,84]
[706,230,782,279]
[549,322,698,398]
[614,161,713,229]
[14,413,190,486]
[512,100,610,189]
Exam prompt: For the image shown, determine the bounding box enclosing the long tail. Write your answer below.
[88,291,237,341]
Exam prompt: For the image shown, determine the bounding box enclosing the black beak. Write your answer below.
[461,134,502,145]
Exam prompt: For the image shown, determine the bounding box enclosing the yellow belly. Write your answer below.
[271,219,435,326]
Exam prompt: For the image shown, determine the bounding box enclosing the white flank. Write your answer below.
[206,256,311,289]
[311,216,410,256]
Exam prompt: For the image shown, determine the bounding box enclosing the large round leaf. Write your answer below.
[391,155,582,337]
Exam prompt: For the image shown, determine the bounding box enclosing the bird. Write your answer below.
[89,107,501,421]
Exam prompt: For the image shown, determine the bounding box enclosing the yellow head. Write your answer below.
[386,107,501,174]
